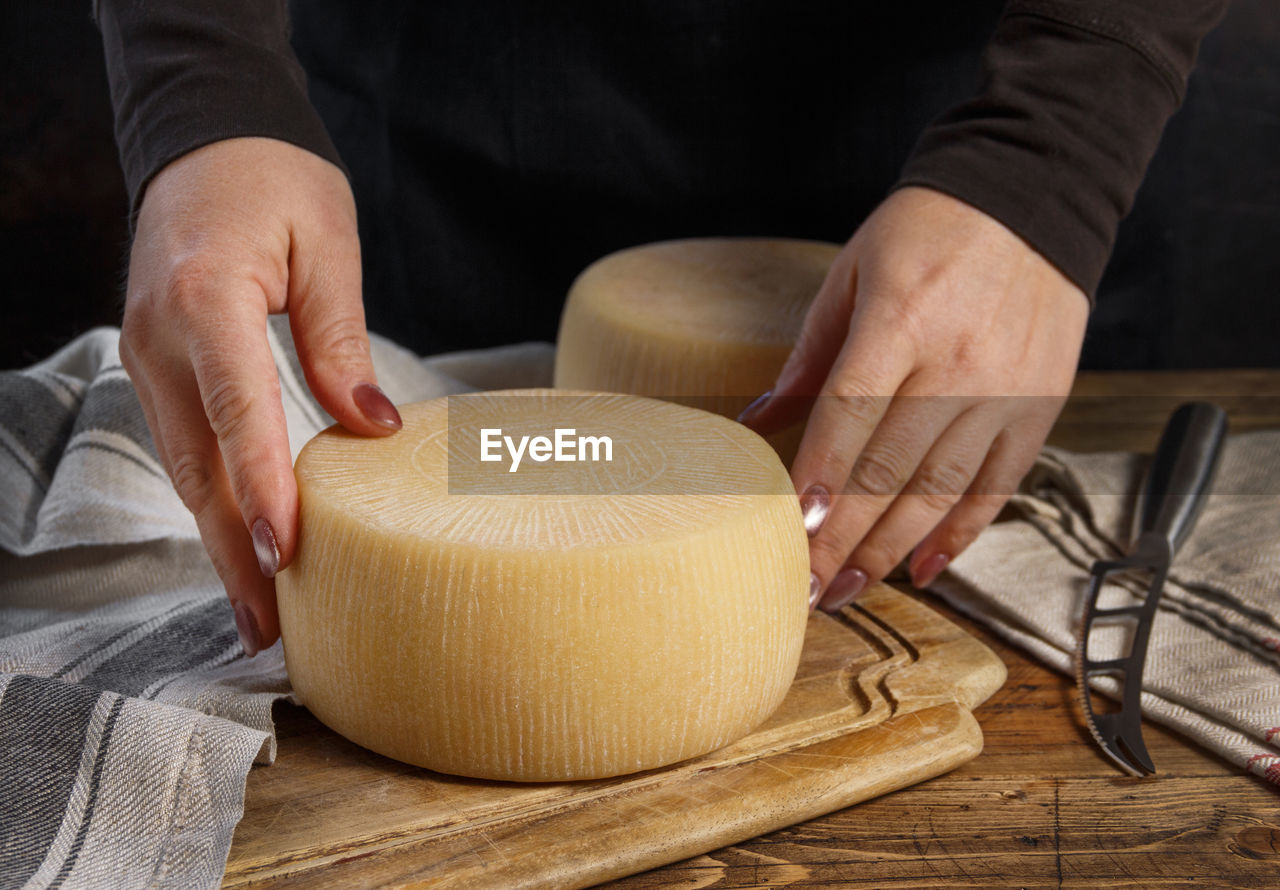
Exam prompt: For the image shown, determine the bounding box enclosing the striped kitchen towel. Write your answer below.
[928,430,1280,785]
[0,323,555,889]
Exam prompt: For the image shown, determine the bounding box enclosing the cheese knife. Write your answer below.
[1075,401,1227,776]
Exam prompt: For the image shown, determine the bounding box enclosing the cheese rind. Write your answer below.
[553,238,840,461]
[277,390,808,781]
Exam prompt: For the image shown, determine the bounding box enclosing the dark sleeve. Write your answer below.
[895,0,1231,299]
[93,0,345,224]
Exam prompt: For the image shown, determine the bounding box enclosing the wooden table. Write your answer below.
[230,370,1280,887]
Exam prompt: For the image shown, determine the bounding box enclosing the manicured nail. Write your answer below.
[234,601,261,658]
[809,572,821,610]
[736,390,772,427]
[352,383,403,430]
[911,552,950,589]
[820,567,867,613]
[251,517,279,579]
[799,485,830,537]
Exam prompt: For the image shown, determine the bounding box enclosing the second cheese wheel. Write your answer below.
[553,238,840,461]
[277,390,809,782]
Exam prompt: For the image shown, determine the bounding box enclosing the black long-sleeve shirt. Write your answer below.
[94,0,1229,353]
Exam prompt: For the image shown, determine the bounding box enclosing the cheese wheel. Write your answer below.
[276,390,808,782]
[553,238,840,462]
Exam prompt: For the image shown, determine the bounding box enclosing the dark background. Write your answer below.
[2,1,1277,371]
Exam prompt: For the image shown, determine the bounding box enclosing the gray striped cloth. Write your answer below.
[0,323,555,889]
[931,432,1280,785]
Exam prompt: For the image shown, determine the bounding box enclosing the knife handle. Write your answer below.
[1135,402,1228,555]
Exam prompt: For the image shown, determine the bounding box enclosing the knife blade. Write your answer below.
[1075,401,1227,776]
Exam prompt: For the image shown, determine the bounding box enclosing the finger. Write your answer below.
[287,218,402,436]
[786,261,919,498]
[738,250,855,436]
[148,364,281,654]
[907,413,1057,589]
[185,284,298,582]
[125,293,286,653]
[818,405,996,611]
[806,390,962,595]
[119,353,170,476]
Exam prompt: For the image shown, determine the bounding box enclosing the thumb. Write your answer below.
[739,246,858,436]
[287,221,403,437]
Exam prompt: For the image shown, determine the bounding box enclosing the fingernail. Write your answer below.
[234,601,261,658]
[736,390,772,426]
[352,383,402,430]
[799,485,830,537]
[820,567,867,613]
[251,517,279,578]
[809,572,821,610]
[911,552,950,589]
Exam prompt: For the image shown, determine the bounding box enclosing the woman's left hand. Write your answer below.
[740,186,1090,610]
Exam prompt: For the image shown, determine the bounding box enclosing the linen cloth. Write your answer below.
[0,322,554,890]
[929,434,1280,785]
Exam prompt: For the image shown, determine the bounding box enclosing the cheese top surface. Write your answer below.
[565,238,838,348]
[293,389,793,550]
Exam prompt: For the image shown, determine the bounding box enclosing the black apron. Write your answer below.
[290,1,1003,355]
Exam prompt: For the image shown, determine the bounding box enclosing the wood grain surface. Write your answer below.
[224,585,1005,888]
[226,370,1280,888]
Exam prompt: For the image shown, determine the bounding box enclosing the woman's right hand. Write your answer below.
[121,136,401,656]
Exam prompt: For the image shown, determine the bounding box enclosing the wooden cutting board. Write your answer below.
[223,584,1006,888]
